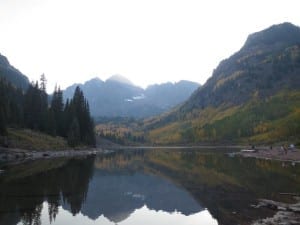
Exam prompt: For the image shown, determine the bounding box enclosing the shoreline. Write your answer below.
[1,145,300,165]
[251,198,300,225]
[0,147,114,165]
[236,147,300,163]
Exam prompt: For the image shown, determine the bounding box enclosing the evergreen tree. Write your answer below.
[50,85,64,136]
[24,82,40,130]
[67,117,80,147]
[40,73,47,93]
[65,86,95,147]
[24,80,48,131]
[46,110,56,136]
[0,78,25,134]
[0,78,95,148]
[0,80,7,135]
[39,75,49,132]
[0,107,7,135]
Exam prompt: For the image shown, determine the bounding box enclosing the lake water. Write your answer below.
[0,148,300,225]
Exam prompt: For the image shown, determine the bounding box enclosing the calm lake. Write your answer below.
[0,148,300,225]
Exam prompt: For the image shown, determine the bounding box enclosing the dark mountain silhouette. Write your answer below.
[0,53,29,90]
[63,75,199,118]
[243,22,300,50]
[144,22,300,144]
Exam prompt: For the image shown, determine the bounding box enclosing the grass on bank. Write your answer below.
[4,128,71,151]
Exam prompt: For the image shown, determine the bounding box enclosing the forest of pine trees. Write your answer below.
[0,75,95,147]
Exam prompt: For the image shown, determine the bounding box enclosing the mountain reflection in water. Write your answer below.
[0,148,300,225]
[76,171,203,222]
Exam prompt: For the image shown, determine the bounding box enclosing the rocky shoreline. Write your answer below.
[2,145,300,165]
[236,147,300,163]
[251,198,300,225]
[236,147,300,225]
[0,147,114,165]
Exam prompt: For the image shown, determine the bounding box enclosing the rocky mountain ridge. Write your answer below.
[63,75,200,118]
[0,53,29,90]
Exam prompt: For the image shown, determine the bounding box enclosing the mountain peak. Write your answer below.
[0,53,29,90]
[84,77,103,85]
[106,75,133,86]
[90,77,103,82]
[243,22,300,49]
[0,53,10,66]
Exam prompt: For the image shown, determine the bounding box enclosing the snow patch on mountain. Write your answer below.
[125,94,146,102]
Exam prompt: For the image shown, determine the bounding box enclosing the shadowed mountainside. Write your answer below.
[142,22,300,145]
[0,53,29,90]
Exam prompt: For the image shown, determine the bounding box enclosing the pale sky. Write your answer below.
[0,0,299,93]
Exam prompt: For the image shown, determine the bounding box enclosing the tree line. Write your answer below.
[0,74,95,147]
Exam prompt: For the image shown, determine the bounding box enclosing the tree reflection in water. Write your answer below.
[0,156,95,225]
[0,148,300,225]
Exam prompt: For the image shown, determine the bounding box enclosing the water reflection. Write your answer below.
[78,171,202,222]
[0,157,95,225]
[0,148,300,225]
[27,202,216,225]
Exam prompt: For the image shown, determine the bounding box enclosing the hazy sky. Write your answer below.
[0,0,299,92]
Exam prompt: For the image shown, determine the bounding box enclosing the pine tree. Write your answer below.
[67,117,80,147]
[0,107,7,135]
[0,78,95,148]
[47,110,56,136]
[0,80,7,135]
[24,82,40,129]
[39,75,48,132]
[50,85,64,136]
[24,81,48,131]
[64,86,95,147]
[40,73,47,93]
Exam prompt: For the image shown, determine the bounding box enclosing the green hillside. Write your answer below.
[143,23,300,145]
[146,91,300,145]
